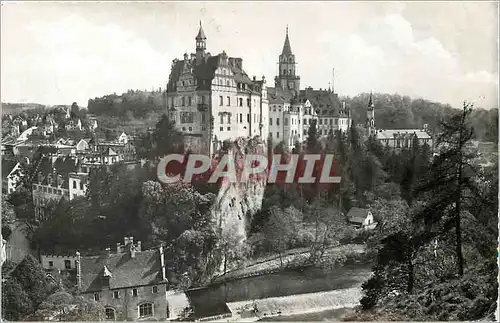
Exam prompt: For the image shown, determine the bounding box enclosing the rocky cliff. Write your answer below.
[210,137,267,275]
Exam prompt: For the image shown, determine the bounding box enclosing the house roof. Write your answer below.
[376,129,431,140]
[79,249,164,293]
[347,207,370,224]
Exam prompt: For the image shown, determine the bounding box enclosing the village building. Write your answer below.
[366,93,434,150]
[346,207,377,230]
[76,237,189,321]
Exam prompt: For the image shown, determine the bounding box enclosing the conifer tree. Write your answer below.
[414,102,478,276]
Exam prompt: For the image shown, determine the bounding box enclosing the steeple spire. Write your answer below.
[368,91,374,110]
[281,26,292,56]
[196,21,206,40]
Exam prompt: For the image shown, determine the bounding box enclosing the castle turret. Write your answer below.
[275,25,300,91]
[195,21,207,65]
[366,92,375,136]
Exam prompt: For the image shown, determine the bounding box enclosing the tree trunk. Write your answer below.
[407,257,414,293]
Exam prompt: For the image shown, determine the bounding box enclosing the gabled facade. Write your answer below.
[166,22,269,155]
[76,237,189,321]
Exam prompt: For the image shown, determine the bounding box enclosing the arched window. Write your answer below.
[239,98,243,107]
[105,308,116,320]
[283,69,286,75]
[289,57,293,63]
[73,180,77,189]
[288,69,292,75]
[138,303,153,318]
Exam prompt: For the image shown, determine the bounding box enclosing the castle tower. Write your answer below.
[366,92,375,136]
[195,21,207,65]
[275,26,300,91]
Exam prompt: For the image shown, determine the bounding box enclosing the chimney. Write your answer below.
[159,245,167,281]
[117,243,122,254]
[137,241,142,252]
[129,237,134,246]
[130,244,136,258]
[75,251,82,290]
[235,58,243,70]
[124,237,130,246]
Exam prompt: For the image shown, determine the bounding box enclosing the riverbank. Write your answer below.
[212,244,367,283]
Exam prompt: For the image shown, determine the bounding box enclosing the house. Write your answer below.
[117,132,129,144]
[347,207,377,230]
[6,162,23,194]
[65,119,82,131]
[76,237,189,321]
[75,139,90,152]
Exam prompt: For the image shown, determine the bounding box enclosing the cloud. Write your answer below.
[2,15,168,105]
[311,13,498,109]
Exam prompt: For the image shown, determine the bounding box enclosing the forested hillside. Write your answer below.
[343,93,498,143]
[85,90,497,143]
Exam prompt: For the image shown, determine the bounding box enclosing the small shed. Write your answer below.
[347,207,377,230]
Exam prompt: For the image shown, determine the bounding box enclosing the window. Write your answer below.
[132,289,138,297]
[239,114,243,123]
[182,97,185,106]
[152,286,158,293]
[49,261,54,268]
[94,293,100,301]
[319,119,323,125]
[227,127,231,131]
[247,114,250,123]
[247,99,251,107]
[113,291,119,299]
[284,118,288,126]
[188,97,192,106]
[220,127,223,131]
[277,132,280,138]
[201,126,206,131]
[201,113,206,123]
[219,96,223,106]
[239,98,243,107]
[188,127,192,131]
[227,96,230,106]
[64,260,71,269]
[276,118,280,126]
[227,114,231,124]
[79,182,83,190]
[330,119,333,125]
[335,119,338,125]
[220,115,224,124]
[139,303,153,318]
[105,308,115,320]
[73,180,76,189]
[283,69,286,75]
[269,118,272,126]
[227,80,230,86]
[201,96,206,104]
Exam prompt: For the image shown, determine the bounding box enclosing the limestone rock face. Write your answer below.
[210,137,267,274]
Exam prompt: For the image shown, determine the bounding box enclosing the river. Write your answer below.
[186,264,372,319]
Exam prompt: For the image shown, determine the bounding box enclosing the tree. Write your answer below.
[414,102,478,276]
[136,114,184,160]
[263,206,302,268]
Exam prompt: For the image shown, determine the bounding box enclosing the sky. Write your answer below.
[1,1,499,109]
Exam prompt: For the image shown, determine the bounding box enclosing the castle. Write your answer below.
[166,22,352,155]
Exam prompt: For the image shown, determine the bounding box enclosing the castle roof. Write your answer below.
[299,89,345,117]
[167,54,254,92]
[266,87,296,104]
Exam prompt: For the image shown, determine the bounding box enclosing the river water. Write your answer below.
[187,264,372,318]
